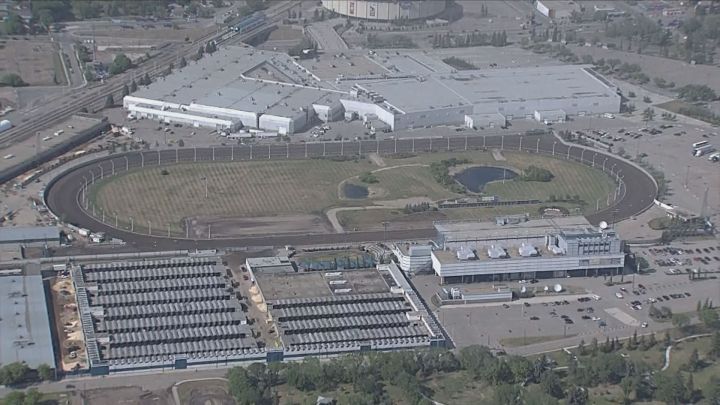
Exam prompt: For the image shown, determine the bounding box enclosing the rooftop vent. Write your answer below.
[518,243,538,257]
[487,245,507,259]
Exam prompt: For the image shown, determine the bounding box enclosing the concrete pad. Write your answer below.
[605,307,640,327]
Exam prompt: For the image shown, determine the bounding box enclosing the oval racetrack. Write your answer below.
[45,134,657,251]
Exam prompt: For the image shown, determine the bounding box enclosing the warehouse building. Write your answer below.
[535,0,581,19]
[123,46,343,135]
[125,46,619,136]
[0,226,61,248]
[430,216,625,284]
[0,272,56,369]
[250,258,445,356]
[322,0,447,21]
[71,257,259,373]
[345,65,620,131]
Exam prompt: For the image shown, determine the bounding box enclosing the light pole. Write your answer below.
[340,138,344,156]
[580,148,585,163]
[501,135,504,150]
[602,157,608,171]
[124,156,129,171]
[140,152,144,167]
[130,217,134,232]
[592,153,597,167]
[566,145,572,160]
[518,136,523,151]
[110,160,115,175]
[552,141,557,156]
[536,138,540,153]
[148,221,152,235]
[201,176,208,199]
[114,212,118,228]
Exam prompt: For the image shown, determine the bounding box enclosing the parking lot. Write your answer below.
[412,262,720,353]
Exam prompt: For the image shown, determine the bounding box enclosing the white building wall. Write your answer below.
[340,99,396,129]
[322,0,446,20]
[432,253,625,278]
[127,105,235,129]
[536,0,551,17]
[394,105,467,130]
[123,96,181,110]
[187,103,258,129]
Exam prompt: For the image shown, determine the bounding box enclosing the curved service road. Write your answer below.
[45,134,657,250]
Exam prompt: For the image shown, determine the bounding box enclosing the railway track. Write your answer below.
[0,1,295,150]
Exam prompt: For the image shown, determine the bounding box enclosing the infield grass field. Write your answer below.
[90,150,615,234]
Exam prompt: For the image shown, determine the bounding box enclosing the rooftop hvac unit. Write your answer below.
[487,245,507,259]
[518,243,538,257]
[549,245,564,255]
[456,246,476,261]
[450,288,462,300]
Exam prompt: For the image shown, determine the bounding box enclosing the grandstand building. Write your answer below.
[430,216,625,284]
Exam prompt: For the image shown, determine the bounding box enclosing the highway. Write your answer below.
[44,133,658,251]
[0,1,295,150]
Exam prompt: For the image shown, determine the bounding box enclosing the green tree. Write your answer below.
[620,376,635,404]
[179,56,187,68]
[197,45,205,59]
[130,79,138,92]
[539,371,565,398]
[493,383,524,405]
[109,53,132,75]
[0,73,27,87]
[0,362,31,386]
[710,331,720,359]
[642,107,655,122]
[700,308,719,329]
[459,345,495,378]
[672,312,690,329]
[105,94,115,108]
[655,372,688,405]
[2,391,26,405]
[677,84,717,101]
[23,388,42,405]
[704,376,720,404]
[3,13,25,35]
[567,386,589,405]
[142,73,150,86]
[687,348,701,371]
[121,84,130,98]
[37,363,53,381]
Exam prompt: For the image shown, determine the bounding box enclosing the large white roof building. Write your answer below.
[123,46,620,135]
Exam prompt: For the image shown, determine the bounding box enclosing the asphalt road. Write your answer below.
[44,133,657,251]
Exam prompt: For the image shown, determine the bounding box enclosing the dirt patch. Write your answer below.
[368,153,386,167]
[50,276,87,372]
[84,386,172,405]
[177,379,234,405]
[186,214,331,238]
[0,39,61,86]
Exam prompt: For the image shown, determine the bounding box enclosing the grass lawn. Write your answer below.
[423,371,493,405]
[500,334,577,348]
[90,150,614,231]
[52,51,68,86]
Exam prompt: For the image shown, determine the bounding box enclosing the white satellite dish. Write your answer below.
[554,284,563,293]
[599,221,608,230]
[520,286,527,294]
[544,285,549,292]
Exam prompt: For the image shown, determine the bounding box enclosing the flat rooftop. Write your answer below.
[256,268,390,301]
[0,275,55,368]
[361,65,616,114]
[72,257,255,368]
[0,226,59,243]
[131,45,341,117]
[433,243,554,264]
[435,216,593,242]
